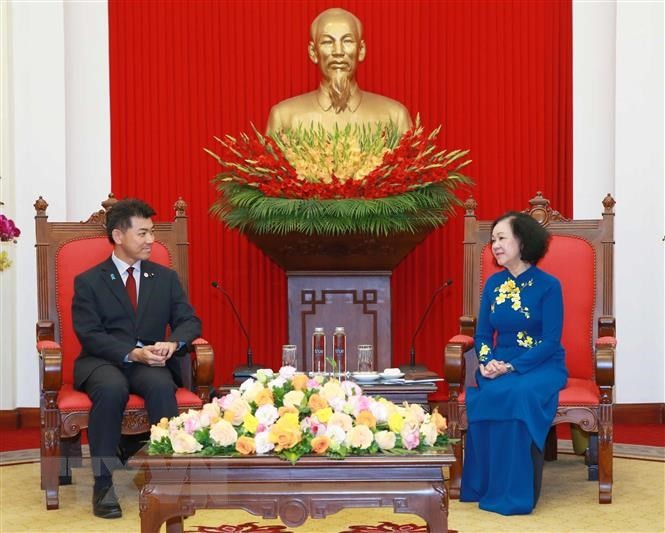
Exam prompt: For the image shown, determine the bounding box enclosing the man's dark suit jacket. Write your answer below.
[72,257,202,390]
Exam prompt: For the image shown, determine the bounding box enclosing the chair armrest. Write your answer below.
[36,338,63,394]
[36,320,56,342]
[595,336,616,397]
[444,334,475,399]
[191,337,215,402]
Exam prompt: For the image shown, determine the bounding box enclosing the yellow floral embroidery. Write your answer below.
[516,331,541,349]
[493,278,532,318]
[478,343,491,362]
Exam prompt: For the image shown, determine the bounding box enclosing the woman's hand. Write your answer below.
[479,360,511,379]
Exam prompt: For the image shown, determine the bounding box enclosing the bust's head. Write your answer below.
[308,8,366,85]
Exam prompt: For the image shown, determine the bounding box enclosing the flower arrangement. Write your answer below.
[148,367,451,464]
[0,213,20,242]
[206,118,472,236]
[0,211,21,272]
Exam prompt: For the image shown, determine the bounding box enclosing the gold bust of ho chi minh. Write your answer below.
[266,7,413,135]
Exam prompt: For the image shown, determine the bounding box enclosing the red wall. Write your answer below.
[109,0,572,395]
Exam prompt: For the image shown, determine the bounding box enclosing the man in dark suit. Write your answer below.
[72,198,201,519]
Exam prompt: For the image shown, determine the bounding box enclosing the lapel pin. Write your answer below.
[110,273,116,280]
[144,272,149,278]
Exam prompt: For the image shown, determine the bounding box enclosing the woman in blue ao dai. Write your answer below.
[460,212,568,515]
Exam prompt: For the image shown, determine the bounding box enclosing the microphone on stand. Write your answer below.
[211,280,263,379]
[400,279,454,373]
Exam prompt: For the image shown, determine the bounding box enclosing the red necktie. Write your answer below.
[126,266,137,311]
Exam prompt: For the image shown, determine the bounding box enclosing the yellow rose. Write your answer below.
[149,425,169,442]
[157,417,169,429]
[431,409,448,433]
[314,407,333,423]
[235,436,256,455]
[388,412,405,433]
[255,387,274,407]
[278,405,299,417]
[311,435,331,454]
[308,393,329,412]
[283,390,306,409]
[278,412,300,430]
[243,413,259,434]
[268,424,302,451]
[355,410,377,429]
[291,373,309,391]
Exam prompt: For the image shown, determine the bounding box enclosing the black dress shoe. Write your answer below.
[92,485,122,519]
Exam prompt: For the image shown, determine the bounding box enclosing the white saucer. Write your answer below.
[380,371,405,379]
[352,372,381,382]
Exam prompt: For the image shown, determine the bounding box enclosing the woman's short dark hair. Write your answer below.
[491,211,551,264]
[106,198,156,244]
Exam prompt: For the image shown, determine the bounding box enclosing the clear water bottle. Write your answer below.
[332,326,347,379]
[311,327,326,375]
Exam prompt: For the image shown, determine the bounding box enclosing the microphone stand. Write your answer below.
[211,281,263,379]
[399,280,453,373]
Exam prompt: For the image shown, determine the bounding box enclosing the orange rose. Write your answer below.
[268,424,302,451]
[431,409,448,433]
[307,393,329,412]
[235,436,256,455]
[311,435,331,454]
[355,410,377,429]
[291,373,309,391]
[278,405,299,417]
[255,387,274,407]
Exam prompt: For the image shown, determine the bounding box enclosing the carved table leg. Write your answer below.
[166,515,184,533]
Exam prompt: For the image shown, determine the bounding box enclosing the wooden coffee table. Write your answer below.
[129,447,455,532]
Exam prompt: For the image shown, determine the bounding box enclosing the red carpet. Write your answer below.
[1,424,663,452]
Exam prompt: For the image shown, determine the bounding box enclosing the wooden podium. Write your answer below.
[246,229,432,372]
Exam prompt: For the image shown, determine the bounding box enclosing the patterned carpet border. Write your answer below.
[182,521,434,533]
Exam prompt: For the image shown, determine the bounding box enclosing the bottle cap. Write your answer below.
[334,327,345,333]
[314,327,324,333]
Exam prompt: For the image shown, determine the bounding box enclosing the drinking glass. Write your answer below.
[281,344,297,369]
[357,345,374,372]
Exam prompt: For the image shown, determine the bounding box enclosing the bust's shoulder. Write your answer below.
[269,91,319,112]
[361,91,409,113]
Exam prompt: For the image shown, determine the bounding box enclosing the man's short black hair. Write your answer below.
[106,198,156,244]
[491,211,551,265]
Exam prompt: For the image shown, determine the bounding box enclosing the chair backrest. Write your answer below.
[34,195,191,385]
[460,192,615,380]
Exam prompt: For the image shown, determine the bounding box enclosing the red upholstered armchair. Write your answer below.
[444,192,616,504]
[35,195,215,510]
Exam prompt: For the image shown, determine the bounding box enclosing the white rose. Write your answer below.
[254,431,275,454]
[254,404,279,427]
[278,366,297,380]
[374,430,396,450]
[369,400,388,424]
[268,376,287,390]
[420,421,438,446]
[201,401,221,419]
[171,430,203,454]
[255,368,274,384]
[325,424,347,445]
[241,380,266,403]
[328,412,353,431]
[283,390,305,409]
[344,425,374,450]
[209,419,238,447]
[321,380,345,402]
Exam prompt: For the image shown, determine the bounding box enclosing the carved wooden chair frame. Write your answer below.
[444,191,616,504]
[34,194,215,509]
